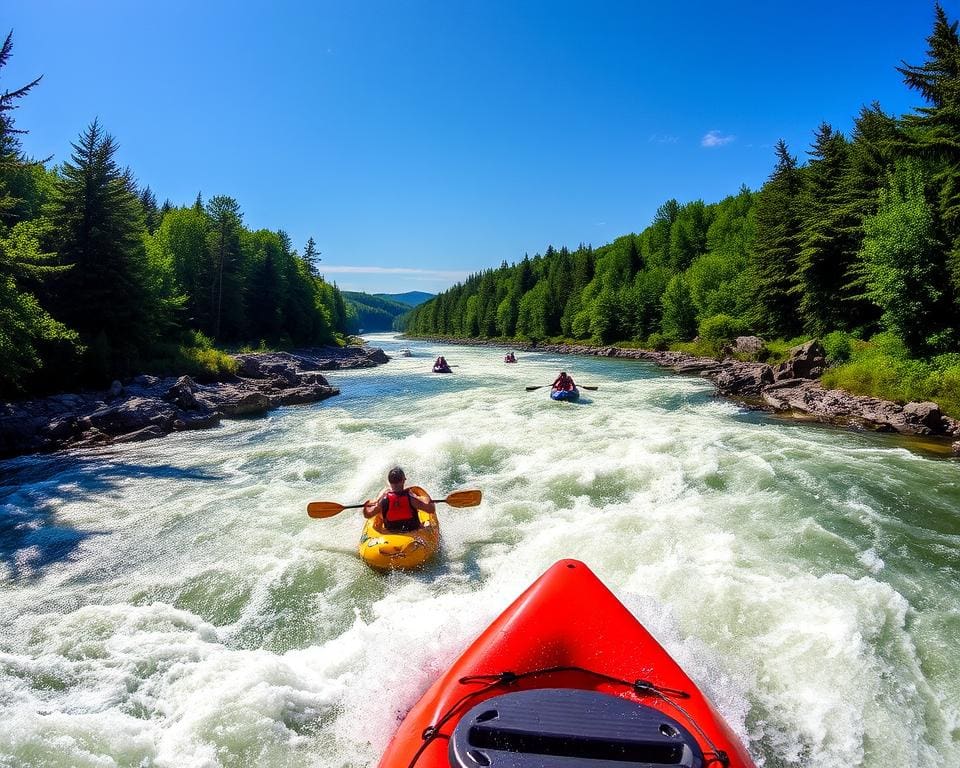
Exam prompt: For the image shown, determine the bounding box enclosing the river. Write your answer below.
[1,333,958,767]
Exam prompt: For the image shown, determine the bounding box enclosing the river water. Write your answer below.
[1,333,958,768]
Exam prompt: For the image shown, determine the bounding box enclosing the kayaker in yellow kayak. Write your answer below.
[364,467,436,533]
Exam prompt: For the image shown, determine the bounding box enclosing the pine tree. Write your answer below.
[303,236,321,275]
[205,195,243,339]
[749,140,804,337]
[795,123,858,335]
[48,120,154,380]
[137,185,159,233]
[897,4,960,245]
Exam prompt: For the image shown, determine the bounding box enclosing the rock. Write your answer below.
[729,336,766,357]
[953,441,960,456]
[113,425,167,443]
[172,411,222,430]
[164,375,202,410]
[130,374,161,388]
[272,385,340,406]
[714,363,774,396]
[216,392,271,417]
[772,339,826,381]
[80,397,176,435]
[108,380,124,398]
[902,401,942,430]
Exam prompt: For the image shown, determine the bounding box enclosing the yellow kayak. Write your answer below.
[358,486,440,570]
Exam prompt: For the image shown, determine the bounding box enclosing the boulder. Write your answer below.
[729,336,766,357]
[216,392,271,417]
[715,363,774,396]
[164,375,203,410]
[902,401,942,431]
[80,398,176,435]
[772,339,826,381]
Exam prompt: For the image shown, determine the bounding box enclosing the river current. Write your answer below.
[1,333,958,767]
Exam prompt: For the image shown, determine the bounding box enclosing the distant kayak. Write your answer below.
[378,559,756,767]
[550,386,579,401]
[358,486,439,570]
[432,365,452,373]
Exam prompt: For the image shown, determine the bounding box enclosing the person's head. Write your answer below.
[560,371,567,378]
[388,466,406,489]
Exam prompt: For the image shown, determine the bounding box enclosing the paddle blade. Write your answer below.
[525,385,546,391]
[442,489,483,507]
[306,501,346,518]
[581,385,599,391]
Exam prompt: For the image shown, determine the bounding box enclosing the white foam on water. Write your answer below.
[1,334,958,766]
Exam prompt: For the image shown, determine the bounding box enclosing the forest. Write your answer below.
[0,33,352,398]
[403,5,960,413]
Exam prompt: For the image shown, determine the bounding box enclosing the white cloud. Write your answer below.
[701,130,735,148]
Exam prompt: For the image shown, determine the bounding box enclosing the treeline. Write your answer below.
[405,5,960,364]
[343,292,416,332]
[0,33,351,398]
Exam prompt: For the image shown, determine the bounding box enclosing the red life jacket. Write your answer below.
[380,490,419,527]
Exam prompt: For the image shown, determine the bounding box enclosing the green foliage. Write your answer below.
[858,158,949,354]
[660,274,697,340]
[822,332,960,417]
[821,330,853,364]
[645,332,669,351]
[698,314,748,354]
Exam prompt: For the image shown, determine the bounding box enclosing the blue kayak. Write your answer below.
[550,387,580,402]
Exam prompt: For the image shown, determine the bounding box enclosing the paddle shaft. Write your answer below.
[526,384,598,391]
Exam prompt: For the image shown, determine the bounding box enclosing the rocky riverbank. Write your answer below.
[0,345,389,459]
[409,335,960,452]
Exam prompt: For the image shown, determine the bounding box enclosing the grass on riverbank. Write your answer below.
[820,332,960,418]
[142,332,238,382]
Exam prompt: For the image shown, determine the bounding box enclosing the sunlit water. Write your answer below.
[1,333,958,768]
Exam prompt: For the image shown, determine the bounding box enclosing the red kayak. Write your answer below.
[379,560,756,767]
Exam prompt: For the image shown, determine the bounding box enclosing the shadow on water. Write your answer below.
[0,451,224,583]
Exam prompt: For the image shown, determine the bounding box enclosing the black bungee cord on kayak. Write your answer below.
[404,664,731,768]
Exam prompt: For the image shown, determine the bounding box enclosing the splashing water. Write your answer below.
[1,333,958,767]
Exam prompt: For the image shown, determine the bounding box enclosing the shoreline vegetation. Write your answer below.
[404,334,960,455]
[0,345,388,459]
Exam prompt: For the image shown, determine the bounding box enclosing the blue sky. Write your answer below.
[3,1,952,294]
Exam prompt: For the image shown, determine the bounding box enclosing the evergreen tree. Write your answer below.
[795,123,858,335]
[749,140,804,337]
[48,120,156,380]
[205,195,244,340]
[897,4,960,255]
[303,236,321,275]
[138,185,159,233]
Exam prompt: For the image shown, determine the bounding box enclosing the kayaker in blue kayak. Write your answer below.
[364,466,436,532]
[552,371,576,392]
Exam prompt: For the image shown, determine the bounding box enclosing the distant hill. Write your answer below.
[374,291,433,307]
[343,291,426,332]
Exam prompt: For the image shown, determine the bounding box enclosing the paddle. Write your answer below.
[525,384,599,391]
[306,489,483,519]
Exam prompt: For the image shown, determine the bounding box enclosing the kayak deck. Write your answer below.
[377,559,755,767]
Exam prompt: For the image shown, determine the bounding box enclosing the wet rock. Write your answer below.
[108,380,125,398]
[113,425,167,443]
